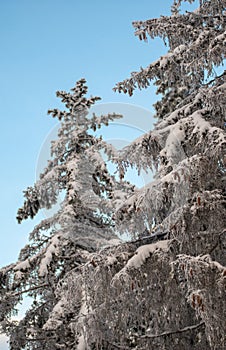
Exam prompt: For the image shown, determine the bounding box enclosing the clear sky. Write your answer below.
[0,0,198,347]
[0,0,173,267]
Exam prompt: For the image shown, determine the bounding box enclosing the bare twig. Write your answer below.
[106,340,130,349]
[11,283,49,297]
[134,321,205,339]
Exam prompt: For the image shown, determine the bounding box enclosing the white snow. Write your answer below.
[173,44,186,55]
[127,240,169,269]
[107,256,118,265]
[51,298,65,316]
[211,30,226,44]
[163,122,185,160]
[43,297,66,330]
[0,334,8,350]
[76,291,89,350]
[191,111,210,135]
[39,235,61,277]
[112,240,169,287]
[14,271,24,280]
[43,168,56,181]
[107,238,122,246]
[159,55,169,69]
[77,335,86,350]
[14,259,30,271]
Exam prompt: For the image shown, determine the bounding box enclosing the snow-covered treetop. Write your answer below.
[114,0,226,120]
[16,79,122,225]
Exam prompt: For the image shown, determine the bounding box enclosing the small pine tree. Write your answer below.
[0,79,126,349]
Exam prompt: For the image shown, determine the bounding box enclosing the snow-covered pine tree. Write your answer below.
[67,1,226,349]
[0,79,128,350]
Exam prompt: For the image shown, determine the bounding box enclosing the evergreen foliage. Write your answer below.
[0,1,225,349]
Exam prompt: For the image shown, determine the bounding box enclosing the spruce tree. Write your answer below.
[66,1,225,349]
[0,79,126,349]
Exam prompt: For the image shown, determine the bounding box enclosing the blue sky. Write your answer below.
[0,0,199,264]
[0,1,199,347]
[0,0,178,268]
